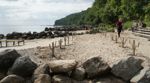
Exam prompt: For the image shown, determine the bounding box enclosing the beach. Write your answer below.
[1,31,149,65]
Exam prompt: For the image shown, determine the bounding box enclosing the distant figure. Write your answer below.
[116,18,123,37]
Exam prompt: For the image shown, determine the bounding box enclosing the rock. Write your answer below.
[71,67,85,81]
[34,74,51,83]
[48,60,77,73]
[34,64,50,76]
[52,75,72,83]
[111,56,143,81]
[0,49,21,73]
[0,75,24,83]
[0,73,6,80]
[82,56,110,78]
[72,80,92,83]
[8,56,37,77]
[93,75,126,83]
[131,67,150,83]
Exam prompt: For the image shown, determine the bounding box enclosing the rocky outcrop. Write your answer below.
[111,56,143,81]
[34,74,51,83]
[131,67,150,83]
[8,56,37,77]
[0,49,147,83]
[0,49,21,73]
[48,60,77,73]
[71,67,85,81]
[83,56,110,78]
[0,75,24,83]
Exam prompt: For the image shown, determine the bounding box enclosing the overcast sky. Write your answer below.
[0,0,94,25]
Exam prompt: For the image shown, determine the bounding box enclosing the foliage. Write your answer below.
[55,0,150,29]
[89,24,114,34]
[123,21,132,30]
[145,21,150,27]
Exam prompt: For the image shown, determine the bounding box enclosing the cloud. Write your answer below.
[0,0,94,25]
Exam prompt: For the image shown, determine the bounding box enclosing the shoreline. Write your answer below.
[0,30,88,52]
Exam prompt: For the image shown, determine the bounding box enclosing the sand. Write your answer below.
[0,37,64,52]
[54,33,131,65]
[0,31,149,66]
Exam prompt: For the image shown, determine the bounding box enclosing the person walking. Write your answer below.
[116,18,123,37]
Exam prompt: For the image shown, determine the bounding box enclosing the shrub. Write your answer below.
[145,21,150,27]
[123,21,132,30]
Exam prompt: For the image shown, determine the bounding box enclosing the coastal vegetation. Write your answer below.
[55,0,150,29]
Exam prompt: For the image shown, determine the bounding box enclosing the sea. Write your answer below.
[0,25,54,35]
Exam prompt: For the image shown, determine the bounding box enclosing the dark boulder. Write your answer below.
[0,73,6,80]
[0,34,4,39]
[82,56,110,78]
[71,67,85,81]
[8,56,37,77]
[111,56,143,81]
[0,49,21,73]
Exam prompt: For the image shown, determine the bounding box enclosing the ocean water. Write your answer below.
[0,25,54,35]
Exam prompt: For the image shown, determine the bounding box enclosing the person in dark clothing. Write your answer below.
[116,18,123,37]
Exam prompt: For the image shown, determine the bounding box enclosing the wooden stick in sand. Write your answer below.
[59,39,63,49]
[13,41,15,46]
[6,40,8,47]
[129,40,140,56]
[115,35,118,43]
[0,41,2,47]
[67,35,69,45]
[55,41,57,47]
[51,42,55,57]
[18,41,20,46]
[64,36,67,46]
[121,37,127,48]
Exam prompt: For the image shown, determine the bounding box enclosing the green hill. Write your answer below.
[55,0,150,26]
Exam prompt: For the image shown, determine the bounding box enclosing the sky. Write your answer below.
[0,0,94,25]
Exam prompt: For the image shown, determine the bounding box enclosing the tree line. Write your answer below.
[55,0,150,27]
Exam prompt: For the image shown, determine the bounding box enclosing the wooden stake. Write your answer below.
[72,35,73,42]
[18,41,19,46]
[0,41,2,47]
[52,42,55,57]
[132,40,136,56]
[115,35,118,43]
[121,37,127,48]
[67,35,69,45]
[6,40,8,47]
[64,36,67,46]
[13,41,15,46]
[23,40,25,45]
[59,39,62,49]
[129,40,140,56]
[55,41,57,47]
[49,44,52,49]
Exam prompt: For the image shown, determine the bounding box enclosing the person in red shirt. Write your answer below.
[116,18,123,37]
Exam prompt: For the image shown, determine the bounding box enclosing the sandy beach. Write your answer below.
[0,31,149,66]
